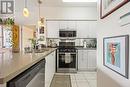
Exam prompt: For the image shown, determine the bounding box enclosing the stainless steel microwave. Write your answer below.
[59,30,76,37]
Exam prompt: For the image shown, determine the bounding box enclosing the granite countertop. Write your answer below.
[0,48,56,84]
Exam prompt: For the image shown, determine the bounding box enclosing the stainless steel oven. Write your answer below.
[57,41,77,73]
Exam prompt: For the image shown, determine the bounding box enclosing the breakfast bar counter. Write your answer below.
[0,48,56,85]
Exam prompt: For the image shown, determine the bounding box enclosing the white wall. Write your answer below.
[97,1,130,87]
[15,6,97,25]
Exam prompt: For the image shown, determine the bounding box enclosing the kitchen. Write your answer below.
[1,0,130,87]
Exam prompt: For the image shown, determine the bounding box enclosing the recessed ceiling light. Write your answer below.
[62,0,97,2]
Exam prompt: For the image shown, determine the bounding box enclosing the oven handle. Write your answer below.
[58,52,77,54]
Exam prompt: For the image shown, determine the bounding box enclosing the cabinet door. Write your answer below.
[46,21,59,38]
[87,50,96,70]
[77,21,97,38]
[89,21,97,38]
[59,21,76,30]
[45,54,51,87]
[68,21,76,30]
[45,51,55,87]
[77,21,90,38]
[0,26,2,48]
[78,50,83,70]
[78,50,87,70]
[0,26,2,37]
[59,21,68,29]
[50,51,56,75]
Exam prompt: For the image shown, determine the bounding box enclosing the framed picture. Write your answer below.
[100,0,129,19]
[39,26,44,34]
[103,35,129,78]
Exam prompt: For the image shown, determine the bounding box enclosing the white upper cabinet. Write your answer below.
[46,21,59,38]
[77,21,90,38]
[46,20,97,38]
[89,21,97,38]
[59,21,76,30]
[77,21,97,38]
[59,21,68,29]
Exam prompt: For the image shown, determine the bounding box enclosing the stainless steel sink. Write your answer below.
[25,48,49,53]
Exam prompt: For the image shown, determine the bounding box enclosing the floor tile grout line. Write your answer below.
[75,73,90,87]
[83,73,92,87]
[74,74,79,87]
[72,74,78,87]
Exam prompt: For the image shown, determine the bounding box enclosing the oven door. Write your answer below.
[57,52,77,72]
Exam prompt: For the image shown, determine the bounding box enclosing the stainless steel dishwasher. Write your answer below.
[7,59,45,87]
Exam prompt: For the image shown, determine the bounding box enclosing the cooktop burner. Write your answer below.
[58,47,77,52]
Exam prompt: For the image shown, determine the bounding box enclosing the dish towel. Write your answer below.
[65,53,71,63]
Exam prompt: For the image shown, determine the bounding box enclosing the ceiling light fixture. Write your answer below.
[62,0,97,2]
[23,0,30,17]
[37,0,44,26]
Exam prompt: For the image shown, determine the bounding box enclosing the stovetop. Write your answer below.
[58,47,77,53]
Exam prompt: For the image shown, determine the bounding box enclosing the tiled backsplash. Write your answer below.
[47,38,97,48]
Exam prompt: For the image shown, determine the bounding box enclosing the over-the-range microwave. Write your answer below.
[59,30,76,37]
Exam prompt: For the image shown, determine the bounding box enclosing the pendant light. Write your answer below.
[38,0,44,26]
[23,0,30,17]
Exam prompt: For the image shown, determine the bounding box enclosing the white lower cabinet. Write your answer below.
[78,50,96,71]
[87,50,97,70]
[45,51,56,87]
[78,50,87,70]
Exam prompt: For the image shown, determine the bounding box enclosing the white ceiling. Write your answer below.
[15,0,97,8]
[41,0,97,7]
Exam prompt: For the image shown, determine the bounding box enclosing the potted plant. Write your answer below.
[5,18,14,26]
[28,38,37,49]
[0,17,15,26]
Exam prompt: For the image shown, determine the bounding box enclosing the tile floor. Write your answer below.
[55,71,97,87]
[70,71,97,87]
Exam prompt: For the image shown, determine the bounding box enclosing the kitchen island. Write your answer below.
[0,48,56,87]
